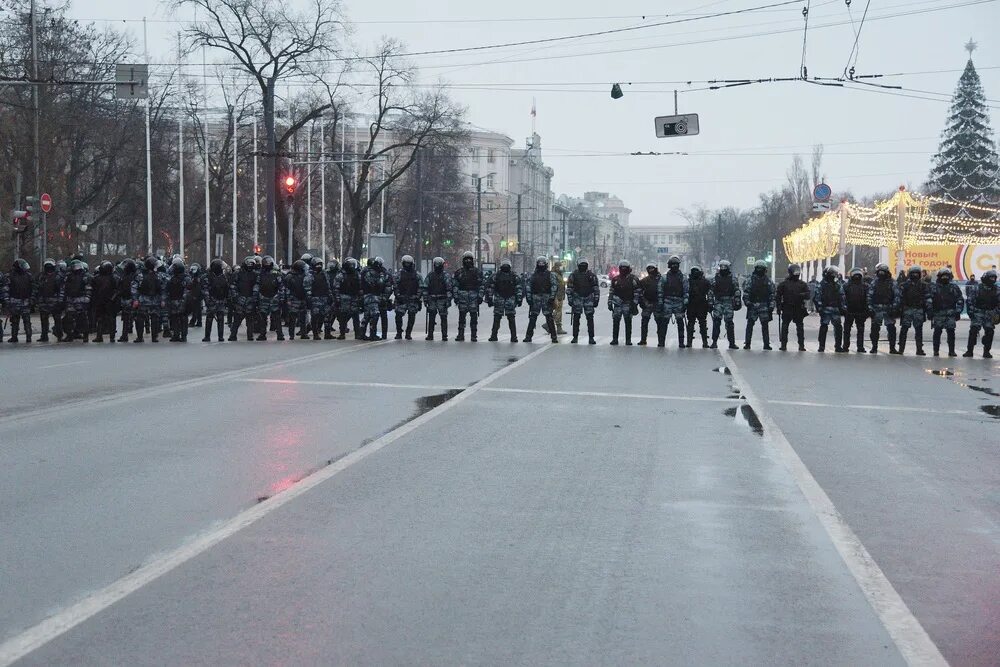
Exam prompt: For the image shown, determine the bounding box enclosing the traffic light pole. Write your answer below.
[476,176,482,265]
[30,0,41,265]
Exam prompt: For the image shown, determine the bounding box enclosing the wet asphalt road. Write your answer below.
[1,309,997,666]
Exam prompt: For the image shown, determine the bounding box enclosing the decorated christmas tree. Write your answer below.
[926,40,1000,218]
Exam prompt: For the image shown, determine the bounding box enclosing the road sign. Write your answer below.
[40,193,52,213]
[812,201,832,212]
[115,64,149,100]
[656,246,670,254]
[746,256,756,265]
[813,183,832,201]
[654,113,700,138]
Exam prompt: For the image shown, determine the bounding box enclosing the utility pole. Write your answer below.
[516,194,522,250]
[560,210,566,258]
[416,149,423,270]
[476,176,483,265]
[30,0,40,264]
[716,213,723,259]
[143,18,153,255]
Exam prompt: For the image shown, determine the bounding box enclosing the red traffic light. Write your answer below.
[253,244,262,254]
[284,175,296,194]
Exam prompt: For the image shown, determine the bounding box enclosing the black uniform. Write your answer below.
[686,268,712,348]
[776,274,810,350]
[843,273,869,352]
[91,265,119,342]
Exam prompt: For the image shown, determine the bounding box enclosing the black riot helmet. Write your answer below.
[690,266,703,280]
[291,259,307,273]
[980,269,997,286]
[787,263,801,277]
[122,258,137,274]
[344,257,358,273]
[327,258,340,273]
[908,265,923,280]
[189,263,201,276]
[144,256,158,271]
[875,262,890,277]
[57,259,67,272]
[243,256,256,270]
[754,260,768,276]
[401,255,415,270]
[366,257,375,269]
[13,258,30,273]
[646,263,658,274]
[210,258,224,274]
[300,253,313,264]
[99,260,114,275]
[500,259,512,272]
[373,256,384,269]
[43,258,56,272]
[823,266,838,280]
[312,257,325,271]
[433,257,445,272]
[261,256,275,271]
[618,260,631,275]
[718,260,731,273]
[849,267,863,281]
[462,251,474,268]
[171,261,185,275]
[667,255,681,271]
[578,260,589,272]
[535,256,548,271]
[936,267,953,283]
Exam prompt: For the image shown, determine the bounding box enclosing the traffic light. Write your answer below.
[253,243,262,255]
[24,196,36,218]
[443,239,453,247]
[284,175,296,195]
[500,239,508,249]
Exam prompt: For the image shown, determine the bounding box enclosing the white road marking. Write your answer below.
[0,343,553,666]
[0,341,393,429]
[37,360,90,370]
[242,379,464,391]
[767,399,977,416]
[720,348,948,667]
[482,387,742,403]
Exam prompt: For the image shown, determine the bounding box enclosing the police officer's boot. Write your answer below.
[656,321,667,348]
[932,328,942,356]
[39,313,50,342]
[701,321,710,348]
[507,315,519,343]
[797,322,807,351]
[546,315,559,343]
[638,317,649,346]
[440,314,449,341]
[761,323,772,350]
[395,313,404,340]
[202,315,212,342]
[982,329,994,358]
[367,320,378,341]
[831,326,841,353]
[287,318,297,341]
[743,320,754,350]
[710,320,720,349]
[587,315,596,344]
[490,315,502,342]
[610,317,619,345]
[947,329,957,357]
[380,312,389,340]
[571,313,579,344]
[856,322,867,353]
[888,328,898,354]
[623,317,632,345]
[686,321,695,349]
[896,329,907,354]
[726,321,738,349]
[915,328,926,356]
[150,317,160,343]
[524,315,537,343]
[778,321,788,351]
[870,330,879,354]
[455,312,466,342]
[8,318,19,343]
[963,328,978,357]
[353,315,365,340]
[24,316,33,343]
[426,316,436,341]
[133,314,145,343]
[677,320,686,349]
[470,314,478,342]
[818,324,828,352]
[406,313,416,340]
[244,316,254,341]
[228,316,241,341]
[168,315,180,342]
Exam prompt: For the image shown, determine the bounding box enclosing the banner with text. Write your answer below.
[894,245,1000,280]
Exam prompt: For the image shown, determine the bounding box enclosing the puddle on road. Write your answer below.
[980,405,1000,419]
[723,404,764,437]
[507,356,520,363]
[416,389,464,414]
[927,368,955,377]
[712,366,732,375]
[968,385,1000,398]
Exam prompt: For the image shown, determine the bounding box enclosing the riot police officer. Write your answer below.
[393,255,422,340]
[452,251,485,342]
[709,260,741,349]
[566,259,599,344]
[775,263,810,351]
[742,260,775,350]
[486,259,522,342]
[609,260,640,346]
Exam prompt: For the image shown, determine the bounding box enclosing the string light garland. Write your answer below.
[783,189,1000,262]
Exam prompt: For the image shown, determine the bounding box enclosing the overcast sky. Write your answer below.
[70,0,1000,226]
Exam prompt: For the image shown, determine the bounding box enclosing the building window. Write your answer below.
[486,173,495,190]
[471,174,479,188]
[487,148,496,163]
[469,148,478,160]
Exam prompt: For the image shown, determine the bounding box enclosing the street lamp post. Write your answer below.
[476,172,496,265]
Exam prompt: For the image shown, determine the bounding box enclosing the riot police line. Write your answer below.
[1,250,997,358]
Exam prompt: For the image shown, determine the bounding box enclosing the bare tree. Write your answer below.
[336,40,465,258]
[171,0,347,258]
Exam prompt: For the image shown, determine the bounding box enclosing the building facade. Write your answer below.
[556,191,631,273]
[510,132,555,261]
[629,225,695,271]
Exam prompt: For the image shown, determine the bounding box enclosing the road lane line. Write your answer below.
[482,387,742,403]
[0,341,393,429]
[768,399,977,416]
[0,343,553,666]
[242,379,465,391]
[720,348,948,667]
[37,360,90,370]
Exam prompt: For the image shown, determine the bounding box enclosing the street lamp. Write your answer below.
[476,172,496,265]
